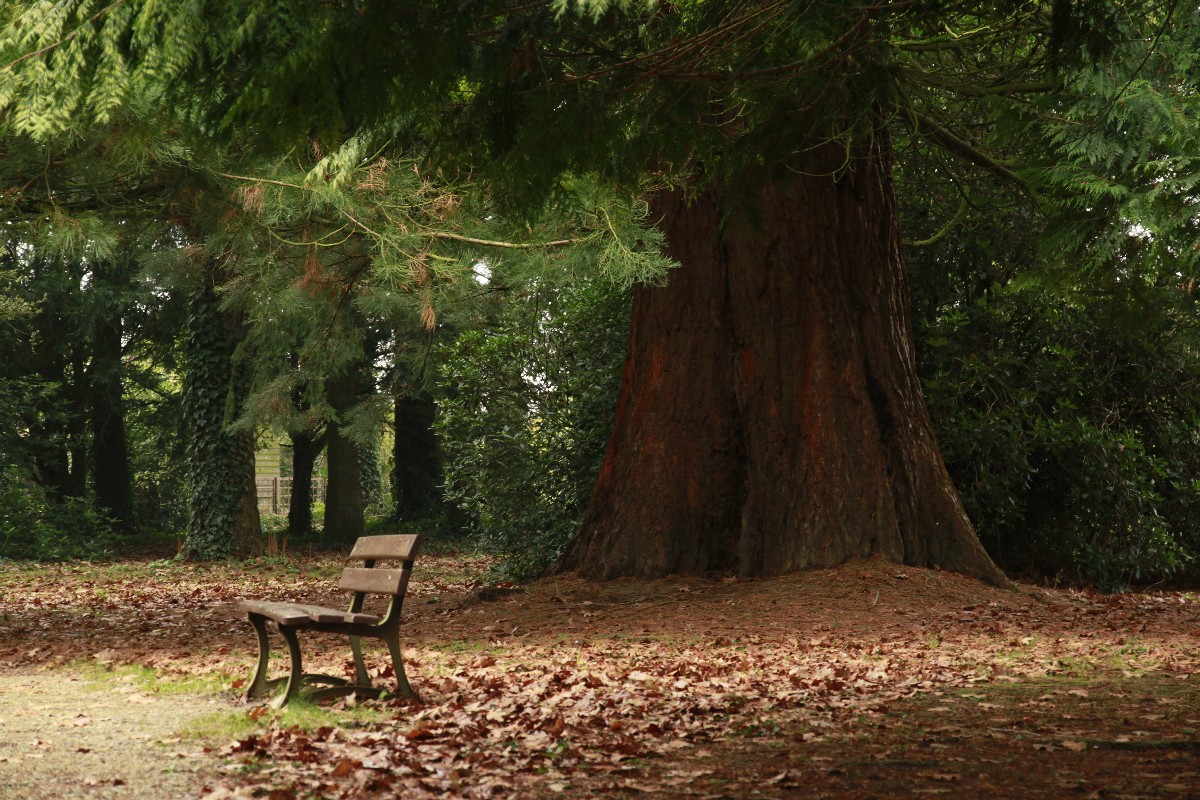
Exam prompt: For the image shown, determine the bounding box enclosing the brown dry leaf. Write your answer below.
[920,772,961,782]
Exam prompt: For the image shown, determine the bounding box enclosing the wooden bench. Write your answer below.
[239,534,421,708]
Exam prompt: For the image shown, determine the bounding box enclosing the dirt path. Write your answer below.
[0,670,219,800]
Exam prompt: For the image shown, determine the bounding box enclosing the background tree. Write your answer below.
[323,366,366,545]
[204,143,660,550]
[180,272,261,558]
[390,391,444,524]
[0,251,110,558]
[87,255,136,534]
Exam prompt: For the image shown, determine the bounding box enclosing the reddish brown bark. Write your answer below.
[561,137,1008,586]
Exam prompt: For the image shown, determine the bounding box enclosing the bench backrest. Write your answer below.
[339,534,421,620]
[348,534,421,562]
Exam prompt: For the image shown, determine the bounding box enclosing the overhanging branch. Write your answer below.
[910,111,1026,190]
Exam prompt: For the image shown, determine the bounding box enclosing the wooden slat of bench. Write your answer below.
[241,599,380,626]
[349,534,420,561]
[339,566,408,596]
[298,604,380,625]
[241,600,314,626]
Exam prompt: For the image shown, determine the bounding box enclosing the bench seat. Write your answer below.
[239,599,381,627]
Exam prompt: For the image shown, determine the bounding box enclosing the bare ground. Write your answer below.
[1,552,1198,799]
[0,671,217,799]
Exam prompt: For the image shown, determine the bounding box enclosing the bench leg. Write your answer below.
[243,615,273,702]
[385,632,419,701]
[273,623,305,709]
[349,636,372,688]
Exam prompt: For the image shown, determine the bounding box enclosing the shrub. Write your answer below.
[435,278,629,580]
[920,289,1199,589]
[0,466,117,561]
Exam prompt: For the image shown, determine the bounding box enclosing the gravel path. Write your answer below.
[0,670,223,800]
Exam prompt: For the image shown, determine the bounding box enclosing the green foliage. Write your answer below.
[436,277,630,580]
[126,383,188,536]
[0,466,116,560]
[919,288,1200,589]
[1021,23,1200,286]
[216,145,667,447]
[359,435,387,518]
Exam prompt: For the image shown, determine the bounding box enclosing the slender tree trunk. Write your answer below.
[231,421,261,553]
[181,278,260,559]
[89,263,135,534]
[29,307,82,499]
[287,428,324,537]
[391,391,443,521]
[30,403,72,498]
[324,370,364,545]
[66,356,89,498]
[560,137,1008,586]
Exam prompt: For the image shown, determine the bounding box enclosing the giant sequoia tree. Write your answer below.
[4,1,1196,582]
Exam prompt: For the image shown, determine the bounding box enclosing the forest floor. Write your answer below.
[1,548,1198,799]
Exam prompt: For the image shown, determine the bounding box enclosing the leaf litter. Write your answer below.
[1,553,1198,798]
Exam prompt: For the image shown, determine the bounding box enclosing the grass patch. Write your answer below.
[430,639,507,655]
[70,660,234,696]
[62,661,394,741]
[179,696,391,741]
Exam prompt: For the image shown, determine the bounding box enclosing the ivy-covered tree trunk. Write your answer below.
[88,259,135,534]
[561,139,1008,585]
[391,392,443,521]
[287,428,324,537]
[324,370,364,545]
[359,424,384,514]
[181,280,261,559]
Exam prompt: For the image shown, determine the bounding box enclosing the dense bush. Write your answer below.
[0,465,117,560]
[919,288,1200,589]
[435,278,630,580]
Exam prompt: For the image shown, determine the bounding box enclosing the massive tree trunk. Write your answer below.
[560,138,1008,586]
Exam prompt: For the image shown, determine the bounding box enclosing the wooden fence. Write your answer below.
[255,477,327,516]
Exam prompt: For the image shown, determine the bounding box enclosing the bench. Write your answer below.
[239,534,421,708]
